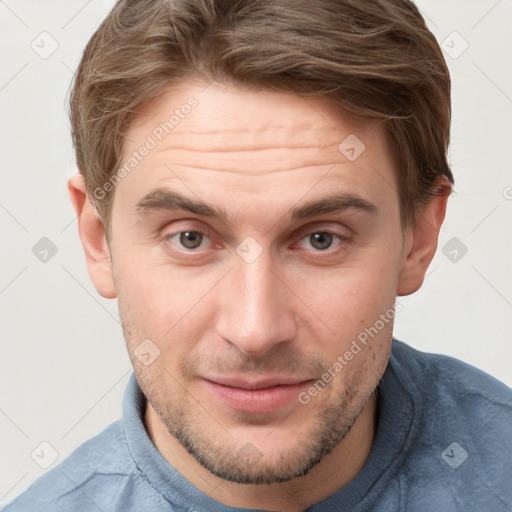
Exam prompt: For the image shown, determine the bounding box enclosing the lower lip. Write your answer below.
[202,379,311,414]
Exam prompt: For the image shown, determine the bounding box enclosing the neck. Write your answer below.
[145,392,377,512]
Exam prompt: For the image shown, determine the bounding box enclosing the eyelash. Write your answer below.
[162,226,348,257]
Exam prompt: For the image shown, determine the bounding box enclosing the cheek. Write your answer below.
[115,257,196,325]
[303,259,398,333]
[291,251,398,387]
[114,258,218,365]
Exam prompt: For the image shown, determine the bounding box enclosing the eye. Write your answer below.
[165,230,211,251]
[298,231,345,251]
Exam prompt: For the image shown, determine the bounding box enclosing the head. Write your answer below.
[68,0,452,484]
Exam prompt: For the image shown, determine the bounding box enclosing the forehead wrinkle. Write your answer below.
[153,161,346,176]
[135,137,347,177]
[149,142,338,154]
[131,120,345,153]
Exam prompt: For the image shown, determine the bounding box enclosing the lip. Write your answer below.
[201,375,314,414]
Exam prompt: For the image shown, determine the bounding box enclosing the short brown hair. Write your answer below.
[69,0,453,235]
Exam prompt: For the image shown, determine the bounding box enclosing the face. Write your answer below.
[107,82,405,484]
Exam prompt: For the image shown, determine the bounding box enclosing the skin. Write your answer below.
[69,81,448,511]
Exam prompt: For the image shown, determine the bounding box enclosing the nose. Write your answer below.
[215,251,298,357]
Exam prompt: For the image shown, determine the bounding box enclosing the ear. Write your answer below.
[397,180,451,296]
[67,174,116,299]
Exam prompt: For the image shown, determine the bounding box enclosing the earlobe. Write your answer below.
[397,185,450,296]
[67,174,116,299]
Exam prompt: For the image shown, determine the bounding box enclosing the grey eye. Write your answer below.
[298,231,344,252]
[178,231,204,249]
[309,232,334,250]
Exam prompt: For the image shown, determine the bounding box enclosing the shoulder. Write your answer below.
[389,339,512,510]
[390,338,512,410]
[2,420,139,512]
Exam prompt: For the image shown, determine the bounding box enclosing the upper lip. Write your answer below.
[202,375,313,390]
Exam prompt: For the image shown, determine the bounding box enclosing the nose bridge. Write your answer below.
[216,251,297,356]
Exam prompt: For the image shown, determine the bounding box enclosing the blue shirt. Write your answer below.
[3,339,512,511]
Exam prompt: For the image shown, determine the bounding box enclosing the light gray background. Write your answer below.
[1,0,511,504]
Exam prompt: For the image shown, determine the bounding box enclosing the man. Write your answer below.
[5,0,511,510]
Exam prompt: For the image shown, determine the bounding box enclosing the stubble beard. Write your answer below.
[138,363,377,485]
[118,295,381,485]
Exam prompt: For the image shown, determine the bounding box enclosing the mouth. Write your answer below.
[200,375,315,414]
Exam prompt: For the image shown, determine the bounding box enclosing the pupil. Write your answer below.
[180,231,202,249]
[311,232,332,250]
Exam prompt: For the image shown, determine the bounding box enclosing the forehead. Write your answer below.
[115,81,398,222]
[129,82,384,166]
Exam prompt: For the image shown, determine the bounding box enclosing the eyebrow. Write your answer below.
[135,188,377,223]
